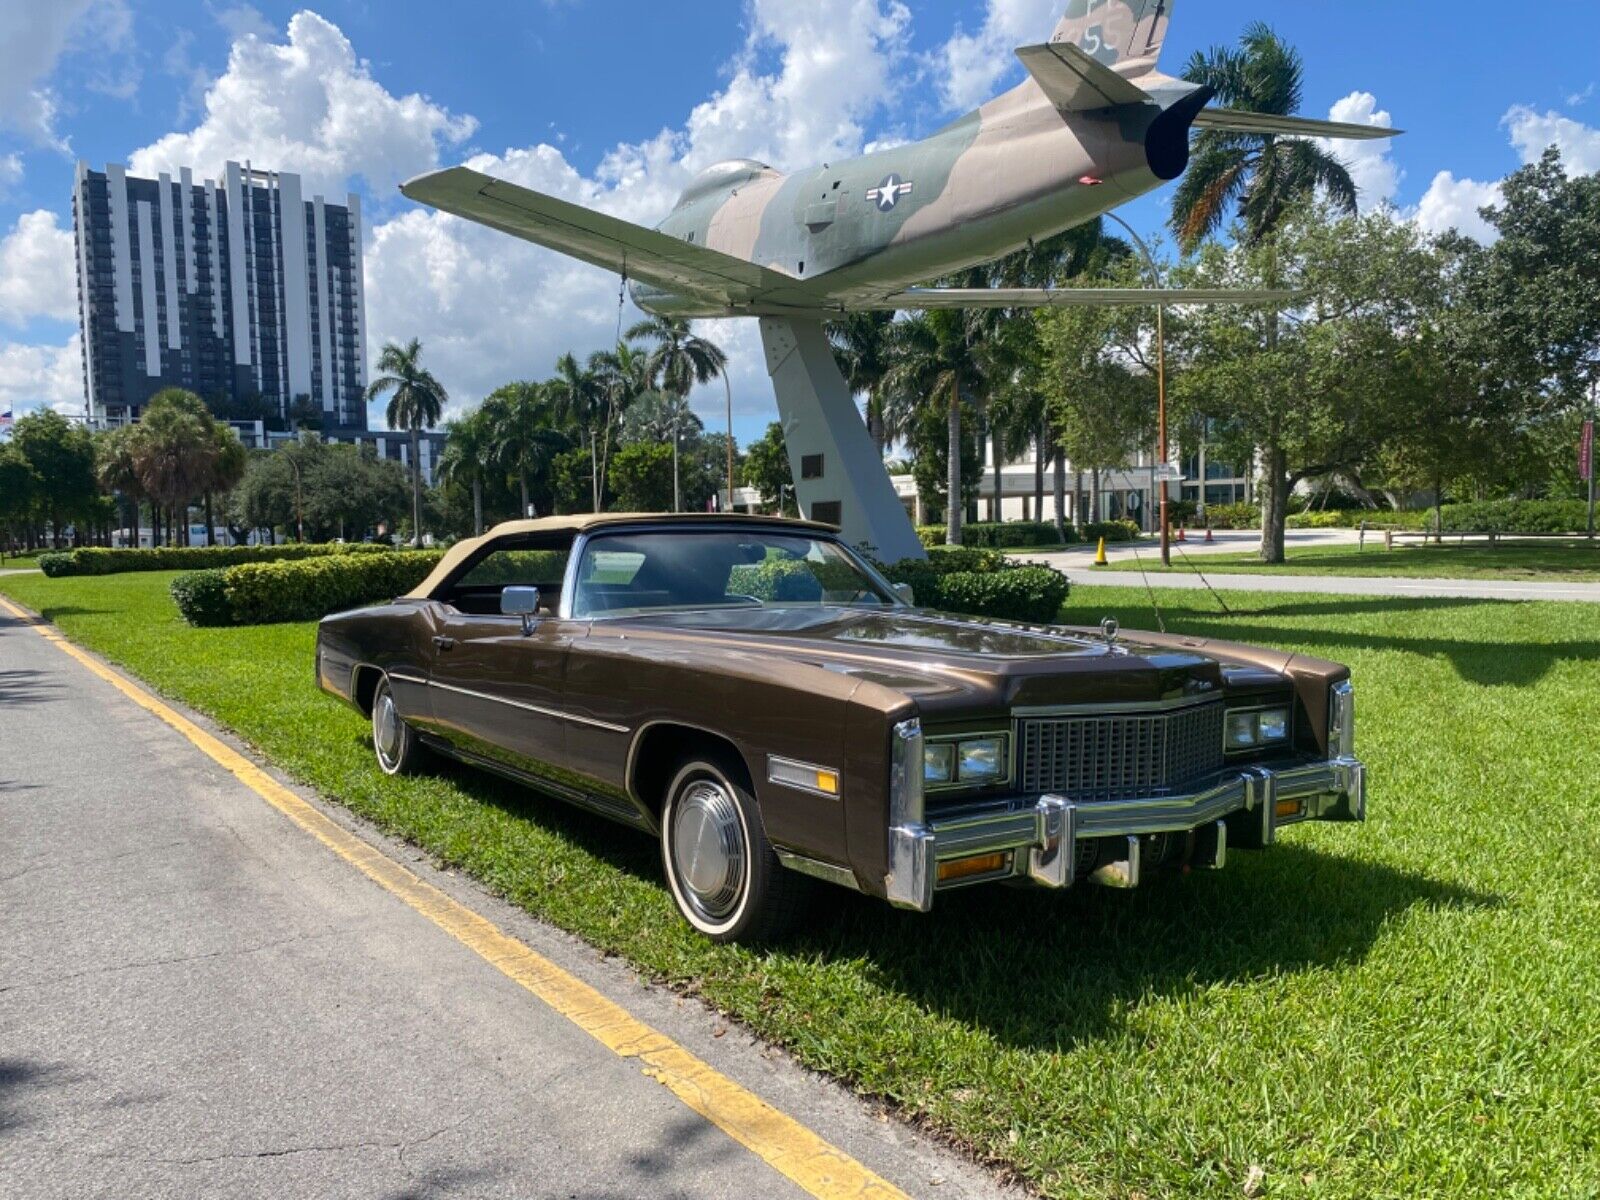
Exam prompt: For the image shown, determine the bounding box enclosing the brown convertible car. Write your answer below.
[316,514,1365,942]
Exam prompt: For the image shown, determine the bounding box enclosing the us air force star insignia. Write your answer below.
[866,174,913,212]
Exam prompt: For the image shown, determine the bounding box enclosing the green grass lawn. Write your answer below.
[1101,538,1600,582]
[4,570,1599,1199]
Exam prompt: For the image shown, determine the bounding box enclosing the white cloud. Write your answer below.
[0,2,94,147]
[1503,105,1600,175]
[0,211,77,326]
[935,0,1059,112]
[364,0,917,431]
[1318,91,1400,209]
[1567,83,1596,109]
[128,10,477,196]
[210,3,274,43]
[0,335,83,417]
[0,153,22,190]
[1412,171,1501,242]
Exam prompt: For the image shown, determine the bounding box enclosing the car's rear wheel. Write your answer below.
[371,676,423,775]
[660,755,803,943]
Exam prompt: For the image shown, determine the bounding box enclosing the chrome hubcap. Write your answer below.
[375,692,401,765]
[671,780,745,921]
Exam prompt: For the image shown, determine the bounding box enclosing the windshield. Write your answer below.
[571,529,900,618]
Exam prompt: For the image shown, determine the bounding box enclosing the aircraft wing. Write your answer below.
[870,287,1300,310]
[1015,42,1152,112]
[399,166,805,308]
[1191,109,1401,141]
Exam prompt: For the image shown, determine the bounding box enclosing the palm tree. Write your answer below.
[1170,23,1358,251]
[205,427,248,545]
[881,310,997,545]
[827,312,897,458]
[366,338,448,546]
[130,390,220,546]
[94,427,144,548]
[627,317,727,512]
[585,342,652,509]
[437,408,494,535]
[484,382,563,517]
[549,352,608,510]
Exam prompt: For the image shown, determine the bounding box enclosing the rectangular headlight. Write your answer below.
[1226,707,1291,752]
[924,742,955,785]
[957,737,1005,783]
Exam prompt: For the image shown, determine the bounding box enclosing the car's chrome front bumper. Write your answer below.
[884,756,1366,912]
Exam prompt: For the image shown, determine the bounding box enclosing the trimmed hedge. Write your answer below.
[39,542,395,578]
[1199,502,1261,530]
[882,551,1069,624]
[916,520,1136,549]
[172,551,444,626]
[1429,499,1592,534]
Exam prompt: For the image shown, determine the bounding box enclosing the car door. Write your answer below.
[421,540,580,787]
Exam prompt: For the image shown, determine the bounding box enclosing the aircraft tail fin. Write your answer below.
[1051,0,1173,80]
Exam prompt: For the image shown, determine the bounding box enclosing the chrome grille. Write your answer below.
[1018,702,1225,802]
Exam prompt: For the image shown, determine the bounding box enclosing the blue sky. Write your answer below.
[3,1,1598,444]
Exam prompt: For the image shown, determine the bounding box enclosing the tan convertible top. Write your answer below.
[403,511,840,599]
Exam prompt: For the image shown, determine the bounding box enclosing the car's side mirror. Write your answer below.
[893,582,915,607]
[502,586,542,635]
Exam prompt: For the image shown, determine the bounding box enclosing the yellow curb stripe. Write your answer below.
[0,596,909,1200]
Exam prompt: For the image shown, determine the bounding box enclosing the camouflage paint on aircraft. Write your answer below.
[402,0,1395,318]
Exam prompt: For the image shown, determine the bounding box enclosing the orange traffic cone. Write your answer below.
[1204,523,1214,543]
[1094,537,1109,566]
[1177,526,1187,543]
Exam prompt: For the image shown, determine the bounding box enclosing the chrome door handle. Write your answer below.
[432,636,455,651]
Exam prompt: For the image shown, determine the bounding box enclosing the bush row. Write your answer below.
[171,551,444,627]
[1197,502,1261,530]
[915,518,1141,549]
[39,542,396,578]
[1428,499,1593,534]
[882,550,1069,625]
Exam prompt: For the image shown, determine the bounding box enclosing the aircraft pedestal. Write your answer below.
[759,318,925,563]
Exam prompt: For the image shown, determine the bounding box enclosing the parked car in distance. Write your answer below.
[316,514,1366,942]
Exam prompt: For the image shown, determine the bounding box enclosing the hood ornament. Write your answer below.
[1100,616,1120,646]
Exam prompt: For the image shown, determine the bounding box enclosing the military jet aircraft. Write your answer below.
[401,0,1397,317]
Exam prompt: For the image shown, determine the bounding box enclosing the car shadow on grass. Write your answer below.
[392,738,1495,1054]
[1064,595,1600,688]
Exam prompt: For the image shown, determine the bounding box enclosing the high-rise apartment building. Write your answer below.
[72,160,369,431]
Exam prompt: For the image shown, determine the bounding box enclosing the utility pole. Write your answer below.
[723,367,735,511]
[1586,377,1596,539]
[1105,214,1170,567]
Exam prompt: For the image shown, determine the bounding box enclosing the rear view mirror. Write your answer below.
[893,582,915,606]
[502,585,541,635]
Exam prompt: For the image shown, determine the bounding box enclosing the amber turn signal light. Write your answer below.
[937,853,1010,883]
[1275,798,1304,821]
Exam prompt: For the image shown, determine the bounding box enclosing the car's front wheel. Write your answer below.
[371,675,424,775]
[660,755,803,943]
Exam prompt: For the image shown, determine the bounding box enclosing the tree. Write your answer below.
[628,317,727,512]
[742,423,794,514]
[205,426,248,545]
[484,381,568,518]
[366,338,448,545]
[827,311,897,457]
[881,308,998,544]
[228,451,296,542]
[437,408,495,536]
[94,426,144,548]
[609,442,676,513]
[549,352,607,510]
[11,410,97,547]
[1174,205,1429,560]
[1171,23,1359,252]
[0,443,38,556]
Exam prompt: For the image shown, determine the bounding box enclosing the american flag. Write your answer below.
[0,408,12,431]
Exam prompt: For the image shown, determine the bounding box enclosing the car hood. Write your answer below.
[599,606,1230,714]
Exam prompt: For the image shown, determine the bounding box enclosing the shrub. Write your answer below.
[1201,502,1261,530]
[168,569,232,627]
[924,545,1010,573]
[1081,519,1141,543]
[917,522,1079,549]
[1430,499,1591,534]
[41,542,395,577]
[171,550,444,626]
[36,552,76,577]
[880,550,1070,624]
[1284,509,1427,530]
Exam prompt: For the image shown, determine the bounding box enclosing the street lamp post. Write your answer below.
[722,367,735,511]
[1104,214,1171,568]
[286,449,305,543]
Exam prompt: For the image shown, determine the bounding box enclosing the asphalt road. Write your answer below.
[0,607,1008,1200]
